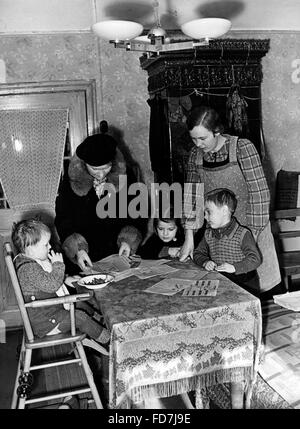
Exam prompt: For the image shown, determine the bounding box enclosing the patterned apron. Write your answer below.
[196,136,281,292]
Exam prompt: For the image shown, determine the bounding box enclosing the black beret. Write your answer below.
[76,134,117,166]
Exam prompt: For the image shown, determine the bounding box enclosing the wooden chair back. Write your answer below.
[4,242,35,341]
[273,208,300,290]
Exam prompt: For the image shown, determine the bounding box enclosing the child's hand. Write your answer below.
[76,249,92,271]
[168,247,181,258]
[215,263,235,273]
[204,260,217,271]
[48,249,63,264]
[118,241,131,257]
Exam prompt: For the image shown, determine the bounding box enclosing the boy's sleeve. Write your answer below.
[193,236,210,267]
[17,260,65,294]
[234,230,262,274]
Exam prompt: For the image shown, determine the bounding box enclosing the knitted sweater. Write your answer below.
[193,217,261,275]
[15,254,67,338]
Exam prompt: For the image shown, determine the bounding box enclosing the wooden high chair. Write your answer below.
[4,242,103,409]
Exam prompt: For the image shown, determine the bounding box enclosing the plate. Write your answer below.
[77,274,114,289]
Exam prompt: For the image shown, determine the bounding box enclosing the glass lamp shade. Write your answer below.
[92,20,144,41]
[181,18,231,39]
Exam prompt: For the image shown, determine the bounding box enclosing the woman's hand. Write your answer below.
[118,241,131,257]
[48,250,64,264]
[168,247,181,258]
[204,260,217,271]
[76,249,93,271]
[215,263,235,273]
[179,231,194,262]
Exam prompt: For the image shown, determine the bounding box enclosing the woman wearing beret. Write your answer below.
[55,133,144,274]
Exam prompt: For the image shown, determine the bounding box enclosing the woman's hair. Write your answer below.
[186,106,224,134]
[205,188,237,214]
[12,219,51,253]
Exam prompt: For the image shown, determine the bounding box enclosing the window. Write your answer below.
[0,80,97,211]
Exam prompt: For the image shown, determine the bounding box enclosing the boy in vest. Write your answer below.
[193,188,262,296]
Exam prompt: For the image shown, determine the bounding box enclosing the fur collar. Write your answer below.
[68,148,126,196]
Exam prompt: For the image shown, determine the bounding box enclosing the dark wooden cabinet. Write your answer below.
[140,39,270,184]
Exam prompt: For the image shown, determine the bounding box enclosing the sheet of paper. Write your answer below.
[144,278,192,296]
[138,259,169,267]
[111,268,139,282]
[79,268,101,276]
[182,279,219,296]
[93,254,132,273]
[273,290,300,311]
[135,264,179,279]
[165,269,207,280]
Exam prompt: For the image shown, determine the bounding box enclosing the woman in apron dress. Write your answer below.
[180,106,281,294]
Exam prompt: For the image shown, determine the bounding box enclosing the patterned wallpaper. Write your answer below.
[0,33,152,187]
[0,32,300,199]
[229,32,300,203]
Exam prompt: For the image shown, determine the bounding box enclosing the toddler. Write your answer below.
[11,219,110,350]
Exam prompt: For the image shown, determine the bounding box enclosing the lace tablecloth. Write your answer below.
[94,261,262,409]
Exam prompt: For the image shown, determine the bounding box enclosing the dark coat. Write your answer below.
[138,228,185,259]
[55,150,144,274]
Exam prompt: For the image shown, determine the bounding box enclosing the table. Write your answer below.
[93,260,262,409]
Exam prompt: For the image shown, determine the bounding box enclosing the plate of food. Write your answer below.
[77,274,114,289]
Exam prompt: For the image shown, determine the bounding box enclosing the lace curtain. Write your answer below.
[0,109,68,211]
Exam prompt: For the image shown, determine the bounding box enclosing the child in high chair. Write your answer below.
[11,219,110,351]
[193,188,262,296]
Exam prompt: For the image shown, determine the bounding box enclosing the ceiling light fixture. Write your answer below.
[91,1,231,55]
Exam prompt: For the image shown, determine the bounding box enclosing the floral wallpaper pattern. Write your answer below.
[0,32,299,197]
[0,33,152,187]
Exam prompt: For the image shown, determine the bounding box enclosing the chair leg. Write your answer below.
[17,348,33,409]
[11,334,25,409]
[75,341,103,409]
[282,274,289,292]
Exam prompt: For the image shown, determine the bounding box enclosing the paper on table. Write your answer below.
[112,268,139,282]
[273,290,300,311]
[138,259,169,267]
[165,269,207,280]
[135,264,179,279]
[93,254,132,273]
[182,279,219,296]
[144,278,191,296]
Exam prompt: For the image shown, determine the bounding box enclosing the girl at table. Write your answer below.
[193,188,262,295]
[137,215,185,259]
[11,219,110,351]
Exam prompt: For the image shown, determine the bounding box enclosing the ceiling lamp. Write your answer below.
[91,1,231,55]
